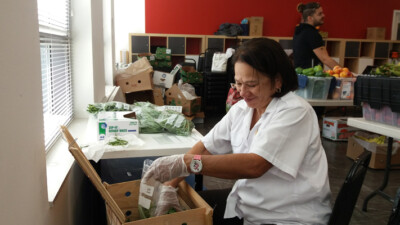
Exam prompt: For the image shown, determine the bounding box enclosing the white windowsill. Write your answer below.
[46,118,88,206]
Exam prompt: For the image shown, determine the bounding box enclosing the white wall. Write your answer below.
[0,0,145,224]
[0,0,114,224]
[0,0,49,224]
[114,0,145,63]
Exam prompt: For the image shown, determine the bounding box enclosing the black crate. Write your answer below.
[354,75,400,113]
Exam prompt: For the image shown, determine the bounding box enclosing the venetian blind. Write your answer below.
[38,0,73,150]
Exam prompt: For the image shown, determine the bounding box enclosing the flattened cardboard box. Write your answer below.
[165,84,201,116]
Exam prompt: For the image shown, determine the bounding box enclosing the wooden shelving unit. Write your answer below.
[129,33,400,74]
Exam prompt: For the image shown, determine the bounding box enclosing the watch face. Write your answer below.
[190,159,202,173]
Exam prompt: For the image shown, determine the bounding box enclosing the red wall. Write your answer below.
[145,0,400,39]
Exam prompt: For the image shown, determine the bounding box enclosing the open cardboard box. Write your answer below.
[347,136,400,169]
[116,58,154,93]
[60,126,213,225]
[165,84,201,116]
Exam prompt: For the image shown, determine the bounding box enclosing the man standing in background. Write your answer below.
[293,2,340,69]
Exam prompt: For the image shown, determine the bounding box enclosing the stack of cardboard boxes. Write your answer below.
[115,55,203,120]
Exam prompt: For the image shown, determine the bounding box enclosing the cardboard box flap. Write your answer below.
[123,57,153,76]
[60,126,126,224]
[165,84,189,103]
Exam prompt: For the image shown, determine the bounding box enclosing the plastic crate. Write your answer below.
[362,102,400,127]
[295,75,332,99]
[331,77,356,100]
[354,75,400,113]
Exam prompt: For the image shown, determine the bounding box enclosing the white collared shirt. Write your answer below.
[202,92,332,225]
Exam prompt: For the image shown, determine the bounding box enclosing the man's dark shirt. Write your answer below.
[293,23,324,68]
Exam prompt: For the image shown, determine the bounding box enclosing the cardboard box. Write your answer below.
[322,117,359,141]
[61,126,213,225]
[249,17,264,36]
[125,90,155,104]
[152,87,165,106]
[153,70,175,88]
[116,57,155,93]
[98,111,139,140]
[116,72,154,93]
[165,84,202,116]
[347,136,400,169]
[367,27,386,40]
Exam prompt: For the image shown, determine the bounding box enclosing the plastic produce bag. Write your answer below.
[178,80,197,100]
[138,159,184,219]
[132,102,164,133]
[86,101,131,116]
[156,110,194,136]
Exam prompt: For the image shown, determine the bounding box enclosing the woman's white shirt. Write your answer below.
[201,92,332,225]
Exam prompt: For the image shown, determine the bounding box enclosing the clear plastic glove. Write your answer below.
[142,154,189,183]
[154,185,182,216]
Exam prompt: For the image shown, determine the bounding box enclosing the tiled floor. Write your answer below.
[194,107,400,225]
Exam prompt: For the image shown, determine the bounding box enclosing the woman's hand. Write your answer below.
[142,154,190,183]
[154,185,183,216]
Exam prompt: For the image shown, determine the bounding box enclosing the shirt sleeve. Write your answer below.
[201,104,240,155]
[250,105,316,179]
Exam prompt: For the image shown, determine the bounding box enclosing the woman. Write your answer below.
[142,38,332,225]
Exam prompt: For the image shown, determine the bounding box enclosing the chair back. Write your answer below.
[388,188,400,225]
[328,151,372,225]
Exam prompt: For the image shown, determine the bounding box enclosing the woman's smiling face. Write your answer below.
[234,61,281,110]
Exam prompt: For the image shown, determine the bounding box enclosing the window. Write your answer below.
[38,0,73,150]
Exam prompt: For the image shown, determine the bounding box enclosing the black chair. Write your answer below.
[388,188,400,225]
[328,151,372,225]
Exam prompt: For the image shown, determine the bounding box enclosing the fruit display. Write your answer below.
[325,66,354,78]
[371,63,400,76]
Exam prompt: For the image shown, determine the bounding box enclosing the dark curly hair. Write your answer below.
[297,2,321,22]
[232,38,298,98]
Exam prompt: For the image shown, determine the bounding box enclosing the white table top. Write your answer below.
[84,115,203,159]
[307,99,353,106]
[347,117,400,139]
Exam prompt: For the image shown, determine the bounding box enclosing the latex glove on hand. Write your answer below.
[154,185,183,216]
[142,154,189,183]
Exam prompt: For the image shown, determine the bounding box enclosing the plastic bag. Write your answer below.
[211,52,228,72]
[132,102,164,133]
[81,134,144,162]
[86,101,131,116]
[226,84,243,112]
[178,80,197,100]
[155,110,194,136]
[138,159,161,219]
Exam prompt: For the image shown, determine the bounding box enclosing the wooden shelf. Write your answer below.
[129,33,400,74]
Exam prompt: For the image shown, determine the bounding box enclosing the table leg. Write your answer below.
[362,137,395,211]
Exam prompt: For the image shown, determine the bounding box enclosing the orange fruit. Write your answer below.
[333,74,339,78]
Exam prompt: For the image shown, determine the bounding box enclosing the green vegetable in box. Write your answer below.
[180,66,203,83]
[372,63,400,76]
